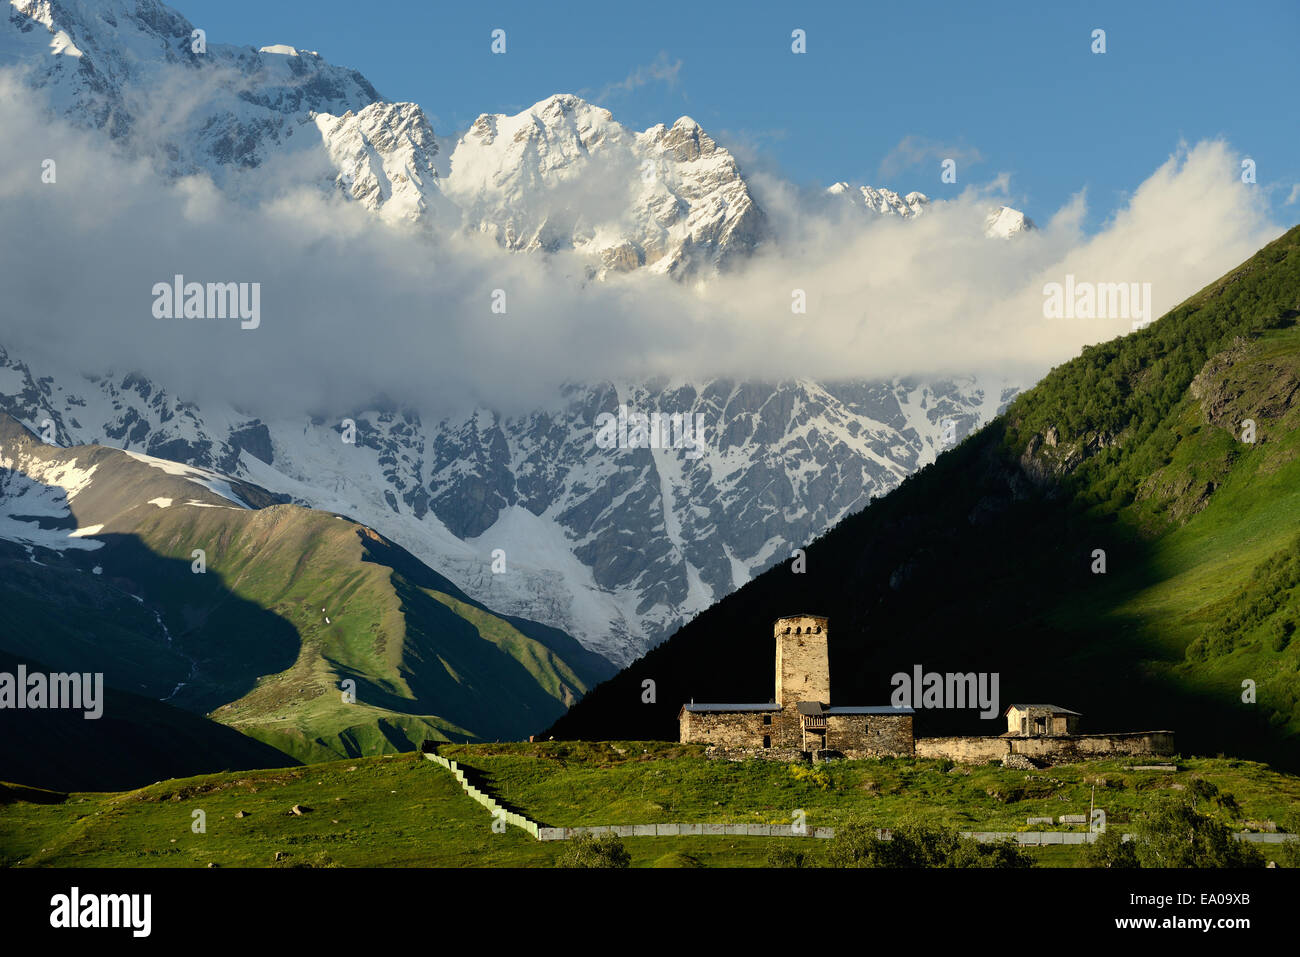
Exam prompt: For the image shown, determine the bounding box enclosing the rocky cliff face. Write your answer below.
[0,346,1018,664]
[5,0,380,176]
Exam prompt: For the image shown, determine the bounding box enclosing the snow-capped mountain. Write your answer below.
[434,95,765,279]
[2,0,1031,664]
[0,347,1018,664]
[4,0,380,177]
[828,181,930,218]
[828,183,1036,240]
[4,1,765,278]
[311,101,451,227]
[305,92,765,278]
[985,205,1036,239]
[5,0,1028,278]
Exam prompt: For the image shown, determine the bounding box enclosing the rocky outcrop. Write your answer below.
[1019,427,1119,488]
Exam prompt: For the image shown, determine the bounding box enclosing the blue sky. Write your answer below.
[179,0,1298,233]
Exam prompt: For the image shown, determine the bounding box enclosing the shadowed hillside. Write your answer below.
[547,225,1300,771]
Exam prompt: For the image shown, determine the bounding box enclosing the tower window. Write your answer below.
[762,715,772,725]
[762,735,771,749]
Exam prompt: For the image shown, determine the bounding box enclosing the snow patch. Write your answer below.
[122,450,251,508]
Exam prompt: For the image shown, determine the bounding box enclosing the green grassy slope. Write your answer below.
[441,742,1300,835]
[3,745,1296,868]
[547,225,1300,768]
[0,416,614,783]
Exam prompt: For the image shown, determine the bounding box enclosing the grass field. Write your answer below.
[3,744,1297,868]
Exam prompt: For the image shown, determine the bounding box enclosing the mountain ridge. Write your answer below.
[0,411,614,777]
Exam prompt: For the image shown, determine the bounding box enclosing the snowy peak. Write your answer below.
[438,93,765,278]
[828,182,930,218]
[984,204,1036,239]
[828,182,1035,240]
[5,0,381,176]
[312,101,449,226]
[7,0,1035,277]
[654,115,715,162]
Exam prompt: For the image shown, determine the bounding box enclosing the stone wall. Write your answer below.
[769,709,803,749]
[915,736,1013,764]
[1016,732,1175,763]
[827,714,914,758]
[916,731,1175,765]
[680,710,769,748]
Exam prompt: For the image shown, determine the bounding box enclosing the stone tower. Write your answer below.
[774,614,831,708]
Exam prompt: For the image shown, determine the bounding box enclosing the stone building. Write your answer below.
[678,614,914,759]
[915,701,1174,765]
[1003,704,1081,737]
[679,614,1174,766]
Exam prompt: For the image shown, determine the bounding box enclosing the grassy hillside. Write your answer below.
[0,416,614,785]
[4,745,1296,868]
[547,225,1300,768]
[439,742,1300,836]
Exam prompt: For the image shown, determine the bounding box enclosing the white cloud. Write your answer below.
[0,69,1283,425]
[590,52,683,104]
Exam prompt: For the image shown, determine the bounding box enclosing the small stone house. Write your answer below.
[1003,704,1081,737]
[678,614,914,759]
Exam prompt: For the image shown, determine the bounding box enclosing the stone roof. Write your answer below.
[681,703,780,713]
[1004,704,1081,715]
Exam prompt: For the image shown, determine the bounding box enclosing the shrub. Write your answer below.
[827,819,1034,868]
[789,763,831,789]
[1130,799,1265,868]
[1081,828,1139,868]
[766,845,807,868]
[557,833,631,868]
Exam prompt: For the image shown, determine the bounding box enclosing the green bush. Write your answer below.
[827,819,1033,869]
[1081,828,1139,868]
[556,833,631,868]
[766,845,808,868]
[1128,799,1265,868]
[1276,813,1300,868]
